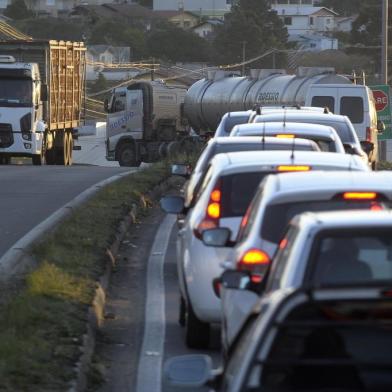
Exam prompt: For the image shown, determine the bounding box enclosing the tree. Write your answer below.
[4,0,32,20]
[88,21,146,58]
[212,0,289,70]
[90,73,108,93]
[146,22,211,62]
[136,0,152,8]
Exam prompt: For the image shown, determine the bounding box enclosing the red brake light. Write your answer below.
[194,180,222,238]
[278,165,311,172]
[370,202,384,211]
[343,192,377,200]
[279,237,288,249]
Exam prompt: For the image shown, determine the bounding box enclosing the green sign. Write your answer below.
[370,84,392,140]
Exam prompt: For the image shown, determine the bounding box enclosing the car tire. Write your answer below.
[179,295,186,327]
[185,302,210,349]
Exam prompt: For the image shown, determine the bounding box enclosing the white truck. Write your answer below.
[105,80,197,167]
[0,40,86,166]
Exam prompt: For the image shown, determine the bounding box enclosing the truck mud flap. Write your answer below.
[73,145,81,151]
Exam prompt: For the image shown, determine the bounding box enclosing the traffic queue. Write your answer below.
[160,106,392,391]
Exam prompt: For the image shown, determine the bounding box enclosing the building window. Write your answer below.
[0,0,7,7]
[46,0,54,5]
[301,0,313,4]
[326,18,331,25]
[290,0,300,4]
[284,16,292,25]
[277,0,289,4]
[309,17,314,25]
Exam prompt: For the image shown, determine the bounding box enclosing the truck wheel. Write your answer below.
[0,155,10,165]
[45,149,56,165]
[118,144,140,167]
[32,154,43,166]
[67,131,73,166]
[55,133,69,165]
[185,302,210,349]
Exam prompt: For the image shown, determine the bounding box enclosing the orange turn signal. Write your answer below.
[276,134,295,139]
[343,192,377,200]
[277,165,311,172]
[207,202,220,219]
[240,249,270,265]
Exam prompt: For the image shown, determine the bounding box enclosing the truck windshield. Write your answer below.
[0,78,32,107]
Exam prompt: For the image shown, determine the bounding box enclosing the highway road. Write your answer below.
[0,165,131,258]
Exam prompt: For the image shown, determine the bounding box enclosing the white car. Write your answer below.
[203,171,392,352]
[160,151,368,349]
[183,136,320,208]
[230,122,345,153]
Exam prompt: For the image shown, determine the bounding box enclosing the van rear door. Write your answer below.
[337,86,368,140]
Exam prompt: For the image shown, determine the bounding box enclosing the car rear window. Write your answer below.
[261,200,383,243]
[221,172,272,217]
[311,229,392,286]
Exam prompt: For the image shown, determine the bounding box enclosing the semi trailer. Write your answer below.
[105,80,199,167]
[0,40,86,165]
[184,67,382,161]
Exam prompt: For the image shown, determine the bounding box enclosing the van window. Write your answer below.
[311,96,334,113]
[340,97,364,124]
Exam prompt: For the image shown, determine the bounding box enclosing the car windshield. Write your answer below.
[0,78,32,107]
[311,229,392,286]
[221,172,273,217]
[261,200,385,244]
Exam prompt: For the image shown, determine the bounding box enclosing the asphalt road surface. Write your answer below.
[0,165,132,258]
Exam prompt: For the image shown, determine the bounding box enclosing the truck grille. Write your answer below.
[0,124,13,148]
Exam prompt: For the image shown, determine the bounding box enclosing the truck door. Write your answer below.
[107,91,127,138]
[126,89,143,139]
[306,86,337,114]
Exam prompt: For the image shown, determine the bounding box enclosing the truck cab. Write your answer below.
[0,55,45,165]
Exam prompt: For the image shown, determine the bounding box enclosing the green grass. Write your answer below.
[0,160,173,392]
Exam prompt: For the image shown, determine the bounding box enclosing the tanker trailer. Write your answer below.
[184,67,381,148]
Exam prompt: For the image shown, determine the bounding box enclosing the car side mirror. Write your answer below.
[40,83,48,102]
[171,164,191,177]
[360,140,374,155]
[164,355,214,388]
[377,120,386,132]
[160,195,185,214]
[343,143,356,155]
[201,228,233,247]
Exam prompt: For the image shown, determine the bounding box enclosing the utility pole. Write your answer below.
[242,41,247,76]
[382,0,388,84]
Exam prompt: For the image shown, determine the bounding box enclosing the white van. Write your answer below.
[306,84,383,168]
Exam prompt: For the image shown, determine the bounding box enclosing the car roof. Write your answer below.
[213,136,318,146]
[296,210,392,230]
[263,171,392,203]
[209,151,366,174]
[232,122,338,138]
[253,112,348,123]
[222,110,253,118]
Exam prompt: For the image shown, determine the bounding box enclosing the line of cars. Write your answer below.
[160,105,392,391]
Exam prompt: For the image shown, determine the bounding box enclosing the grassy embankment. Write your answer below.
[0,161,175,391]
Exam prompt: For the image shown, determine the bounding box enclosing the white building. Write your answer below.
[192,19,223,39]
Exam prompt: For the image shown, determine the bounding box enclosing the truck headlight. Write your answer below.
[22,132,32,141]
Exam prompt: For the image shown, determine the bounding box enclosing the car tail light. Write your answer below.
[276,134,295,139]
[237,248,270,274]
[277,165,311,172]
[366,127,372,142]
[194,180,222,239]
[343,192,377,200]
[370,202,384,211]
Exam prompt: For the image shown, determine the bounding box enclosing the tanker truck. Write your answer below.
[184,67,382,158]
[0,40,86,165]
[105,80,199,167]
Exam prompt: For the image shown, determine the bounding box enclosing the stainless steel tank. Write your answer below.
[184,67,352,132]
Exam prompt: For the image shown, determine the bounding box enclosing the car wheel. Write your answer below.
[179,295,186,327]
[185,302,210,349]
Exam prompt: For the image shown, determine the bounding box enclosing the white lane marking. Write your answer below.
[136,214,176,392]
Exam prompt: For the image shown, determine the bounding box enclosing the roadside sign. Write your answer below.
[370,85,392,140]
